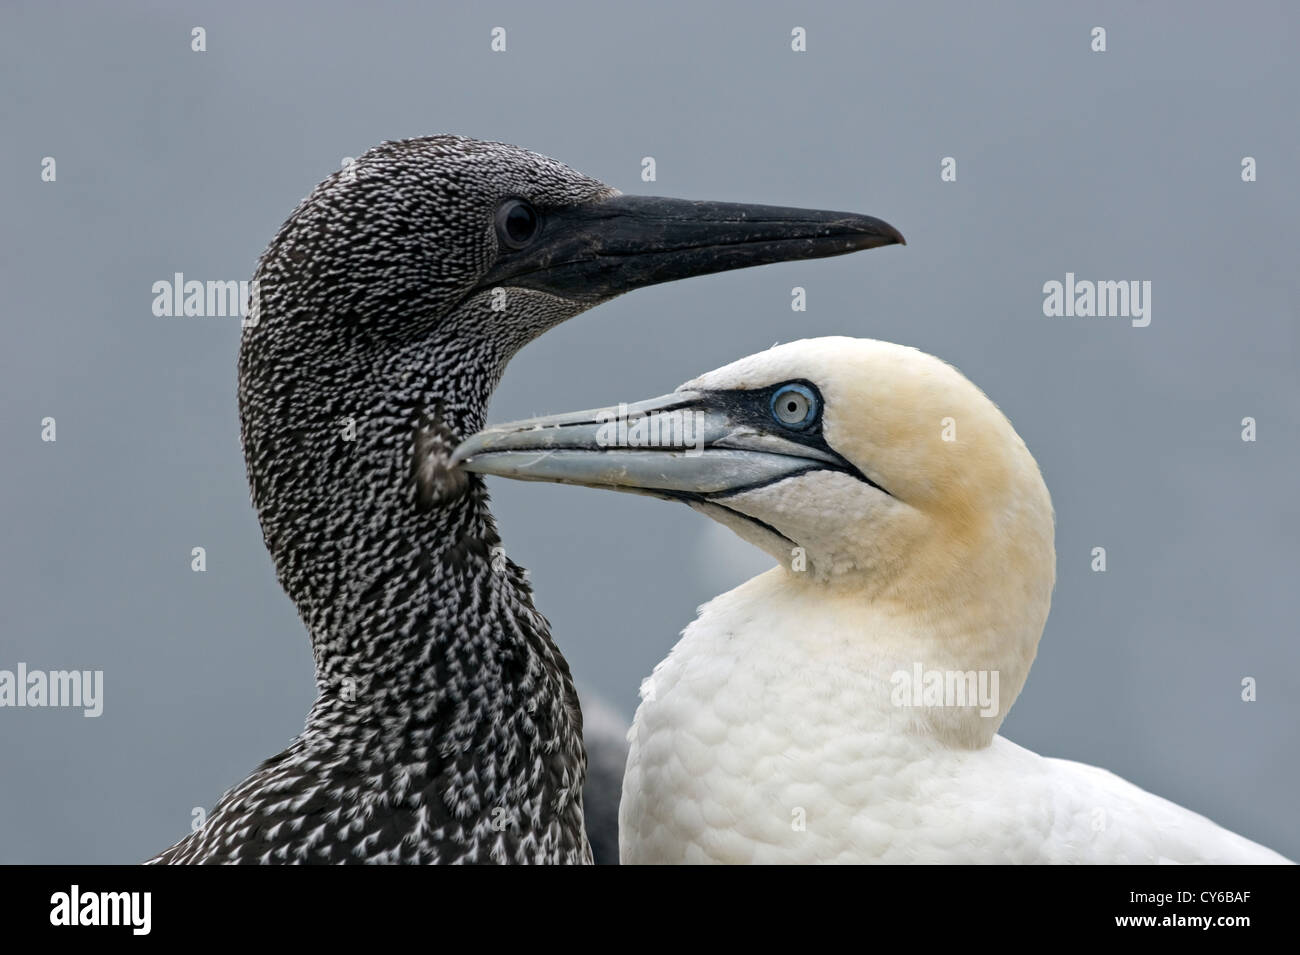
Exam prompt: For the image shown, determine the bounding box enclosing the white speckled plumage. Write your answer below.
[150,137,615,864]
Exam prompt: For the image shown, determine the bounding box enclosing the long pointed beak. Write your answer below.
[476,195,904,303]
[450,391,853,498]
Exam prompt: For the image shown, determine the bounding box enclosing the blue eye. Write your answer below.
[770,383,818,430]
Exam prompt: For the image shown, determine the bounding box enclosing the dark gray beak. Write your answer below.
[476,195,904,303]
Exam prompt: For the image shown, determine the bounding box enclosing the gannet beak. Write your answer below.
[450,391,855,498]
[475,195,904,303]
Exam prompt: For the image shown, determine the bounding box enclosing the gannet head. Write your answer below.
[239,136,903,620]
[453,337,1056,739]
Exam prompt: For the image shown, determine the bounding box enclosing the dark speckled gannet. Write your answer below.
[454,337,1293,864]
[148,139,903,865]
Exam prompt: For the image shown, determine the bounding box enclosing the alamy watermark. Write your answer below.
[151,274,261,326]
[595,403,707,456]
[50,885,150,935]
[0,663,103,717]
[1042,272,1151,327]
[890,663,999,718]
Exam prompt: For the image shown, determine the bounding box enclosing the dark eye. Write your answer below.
[770,383,818,430]
[495,199,540,249]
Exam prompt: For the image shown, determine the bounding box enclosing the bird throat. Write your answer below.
[236,326,590,861]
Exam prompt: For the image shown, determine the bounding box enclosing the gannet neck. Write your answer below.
[223,288,592,864]
[620,537,1287,866]
[679,565,1043,747]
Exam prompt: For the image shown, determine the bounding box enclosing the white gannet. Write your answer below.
[453,336,1292,864]
[147,138,902,865]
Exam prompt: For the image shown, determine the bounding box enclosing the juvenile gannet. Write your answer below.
[148,140,902,864]
[453,336,1292,864]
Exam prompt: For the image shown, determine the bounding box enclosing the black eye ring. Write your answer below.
[770,383,819,430]
[495,199,541,250]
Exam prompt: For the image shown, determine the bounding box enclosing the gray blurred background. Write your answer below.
[1,1,1295,863]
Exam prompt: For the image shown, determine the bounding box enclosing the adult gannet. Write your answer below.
[147,139,902,864]
[453,337,1292,864]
